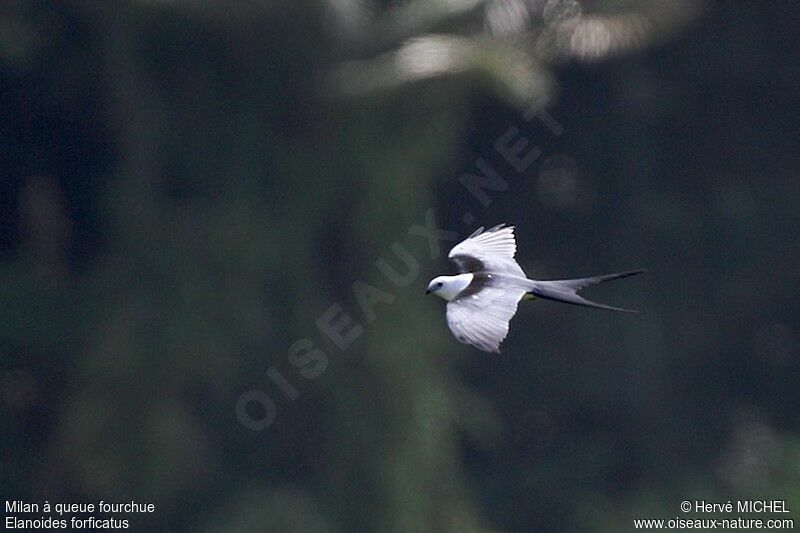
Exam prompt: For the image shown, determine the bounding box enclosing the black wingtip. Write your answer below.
[467,223,513,239]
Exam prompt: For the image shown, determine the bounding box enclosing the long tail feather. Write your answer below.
[527,269,645,313]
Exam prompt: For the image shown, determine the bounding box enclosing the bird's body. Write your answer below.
[426,224,644,353]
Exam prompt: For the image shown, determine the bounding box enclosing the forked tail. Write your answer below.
[526,270,646,313]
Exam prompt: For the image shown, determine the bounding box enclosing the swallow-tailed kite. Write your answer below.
[426,224,644,353]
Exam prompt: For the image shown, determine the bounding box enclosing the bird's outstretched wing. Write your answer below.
[446,277,528,353]
[448,224,525,276]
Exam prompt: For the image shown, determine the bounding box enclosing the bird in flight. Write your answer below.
[426,224,644,353]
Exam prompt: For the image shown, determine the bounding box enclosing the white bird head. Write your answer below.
[426,274,473,301]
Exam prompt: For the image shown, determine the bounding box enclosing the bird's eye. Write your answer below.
[437,282,443,287]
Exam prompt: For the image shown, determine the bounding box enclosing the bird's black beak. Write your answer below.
[425,289,431,295]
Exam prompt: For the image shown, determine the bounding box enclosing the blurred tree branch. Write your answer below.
[328,0,704,110]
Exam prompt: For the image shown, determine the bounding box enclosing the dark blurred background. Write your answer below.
[2,1,799,531]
